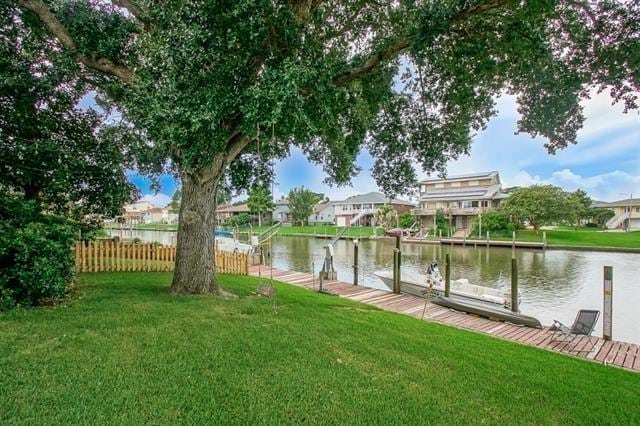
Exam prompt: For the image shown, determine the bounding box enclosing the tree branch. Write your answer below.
[16,0,135,83]
[333,0,510,86]
[224,131,251,165]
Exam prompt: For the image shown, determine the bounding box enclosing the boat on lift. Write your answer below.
[374,261,542,328]
[375,261,511,307]
[213,228,254,253]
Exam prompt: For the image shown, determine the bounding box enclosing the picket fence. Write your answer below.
[73,240,249,275]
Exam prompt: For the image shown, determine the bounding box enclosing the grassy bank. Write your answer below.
[2,273,638,423]
[468,228,640,249]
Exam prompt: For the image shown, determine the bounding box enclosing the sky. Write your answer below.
[132,90,639,207]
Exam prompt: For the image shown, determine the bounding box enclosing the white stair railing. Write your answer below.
[605,212,629,229]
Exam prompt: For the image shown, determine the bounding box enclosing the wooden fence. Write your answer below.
[73,241,248,275]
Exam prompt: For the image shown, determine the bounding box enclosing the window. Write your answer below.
[449,201,459,208]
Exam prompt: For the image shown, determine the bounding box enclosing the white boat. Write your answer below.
[374,261,511,307]
[214,236,254,253]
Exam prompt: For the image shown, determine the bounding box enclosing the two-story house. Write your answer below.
[414,171,509,233]
[333,192,414,227]
[597,197,640,230]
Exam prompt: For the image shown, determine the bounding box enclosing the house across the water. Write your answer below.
[333,192,414,227]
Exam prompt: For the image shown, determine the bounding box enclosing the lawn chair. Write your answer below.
[550,310,600,351]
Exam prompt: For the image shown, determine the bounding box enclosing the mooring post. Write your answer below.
[395,235,401,285]
[353,239,359,286]
[486,231,490,248]
[512,230,516,248]
[511,257,519,313]
[444,253,451,297]
[392,248,400,294]
[603,266,613,340]
[542,231,547,249]
[439,229,442,239]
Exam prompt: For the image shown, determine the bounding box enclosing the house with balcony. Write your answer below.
[333,192,414,227]
[597,198,640,230]
[414,171,509,233]
[308,202,336,225]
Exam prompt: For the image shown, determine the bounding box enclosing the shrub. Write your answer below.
[584,222,599,228]
[469,210,514,238]
[0,194,77,310]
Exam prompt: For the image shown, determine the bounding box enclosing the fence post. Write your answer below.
[353,239,359,286]
[603,266,613,341]
[511,257,519,313]
[444,253,450,297]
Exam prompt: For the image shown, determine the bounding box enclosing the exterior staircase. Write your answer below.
[452,229,469,239]
[349,209,374,226]
[605,212,629,230]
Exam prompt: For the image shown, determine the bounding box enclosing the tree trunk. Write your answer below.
[170,162,223,294]
[258,210,262,227]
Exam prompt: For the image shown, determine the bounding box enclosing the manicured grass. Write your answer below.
[1,273,638,423]
[469,228,640,249]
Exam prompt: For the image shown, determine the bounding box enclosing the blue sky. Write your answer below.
[133,90,639,207]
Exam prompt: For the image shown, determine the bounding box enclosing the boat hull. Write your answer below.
[432,295,542,328]
[375,272,505,306]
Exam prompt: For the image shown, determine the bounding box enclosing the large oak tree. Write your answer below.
[9,0,639,294]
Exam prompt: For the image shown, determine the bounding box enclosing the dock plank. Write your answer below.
[249,266,639,372]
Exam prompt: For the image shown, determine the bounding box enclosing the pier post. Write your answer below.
[353,239,359,286]
[392,249,400,294]
[511,257,519,313]
[542,231,547,249]
[439,229,442,239]
[512,230,516,248]
[603,266,613,340]
[444,253,451,297]
[395,235,401,285]
[486,231,490,248]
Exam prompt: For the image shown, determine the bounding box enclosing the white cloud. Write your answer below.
[503,169,640,202]
[140,193,171,207]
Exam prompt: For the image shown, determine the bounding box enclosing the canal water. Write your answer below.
[108,229,640,344]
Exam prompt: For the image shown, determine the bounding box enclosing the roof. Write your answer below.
[216,203,250,213]
[419,184,507,201]
[598,198,640,207]
[313,202,335,213]
[146,207,166,213]
[419,171,499,184]
[335,192,414,206]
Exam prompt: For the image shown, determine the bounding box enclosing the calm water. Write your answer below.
[109,229,640,344]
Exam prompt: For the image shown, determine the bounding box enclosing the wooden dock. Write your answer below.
[249,266,639,372]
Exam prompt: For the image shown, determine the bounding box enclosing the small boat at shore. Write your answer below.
[213,229,254,253]
[432,295,542,328]
[375,261,511,307]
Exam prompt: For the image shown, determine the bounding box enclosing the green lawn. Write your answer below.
[469,228,640,249]
[1,273,638,423]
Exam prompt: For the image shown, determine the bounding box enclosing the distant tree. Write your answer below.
[228,213,251,227]
[501,185,573,233]
[288,187,320,226]
[247,186,274,227]
[587,207,615,227]
[215,184,232,206]
[374,205,398,230]
[398,212,416,229]
[168,190,182,213]
[567,189,592,227]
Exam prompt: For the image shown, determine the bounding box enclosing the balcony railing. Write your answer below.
[413,207,493,216]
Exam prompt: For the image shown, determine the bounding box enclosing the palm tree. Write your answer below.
[247,186,274,227]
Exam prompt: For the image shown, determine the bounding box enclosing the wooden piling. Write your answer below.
[603,266,613,340]
[511,257,519,313]
[444,253,451,297]
[353,240,359,286]
[392,249,400,294]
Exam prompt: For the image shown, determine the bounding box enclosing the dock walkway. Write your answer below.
[249,266,639,372]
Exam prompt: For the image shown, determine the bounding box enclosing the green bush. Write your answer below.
[0,194,77,310]
[469,210,514,238]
